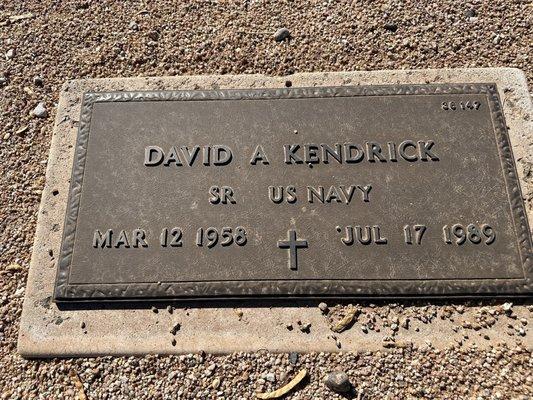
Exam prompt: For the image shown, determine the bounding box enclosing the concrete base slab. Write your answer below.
[18,68,533,357]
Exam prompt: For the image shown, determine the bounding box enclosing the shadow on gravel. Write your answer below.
[55,296,533,311]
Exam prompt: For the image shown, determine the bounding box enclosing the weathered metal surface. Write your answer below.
[53,84,533,301]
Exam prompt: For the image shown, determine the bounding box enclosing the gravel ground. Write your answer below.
[1,1,532,399]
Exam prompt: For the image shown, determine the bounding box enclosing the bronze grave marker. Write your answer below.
[54,84,533,301]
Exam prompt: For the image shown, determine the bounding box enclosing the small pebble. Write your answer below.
[211,377,221,389]
[5,49,15,60]
[234,309,244,320]
[32,102,48,118]
[465,8,477,18]
[151,306,158,313]
[288,352,299,364]
[33,76,44,86]
[384,23,398,32]
[170,323,181,335]
[274,27,290,42]
[265,372,276,382]
[318,302,329,314]
[299,322,311,333]
[324,371,351,393]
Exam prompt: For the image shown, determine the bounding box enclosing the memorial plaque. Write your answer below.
[53,84,533,301]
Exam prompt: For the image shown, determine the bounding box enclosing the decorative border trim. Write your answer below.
[54,84,533,301]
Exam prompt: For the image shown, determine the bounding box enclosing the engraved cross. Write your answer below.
[277,229,308,271]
